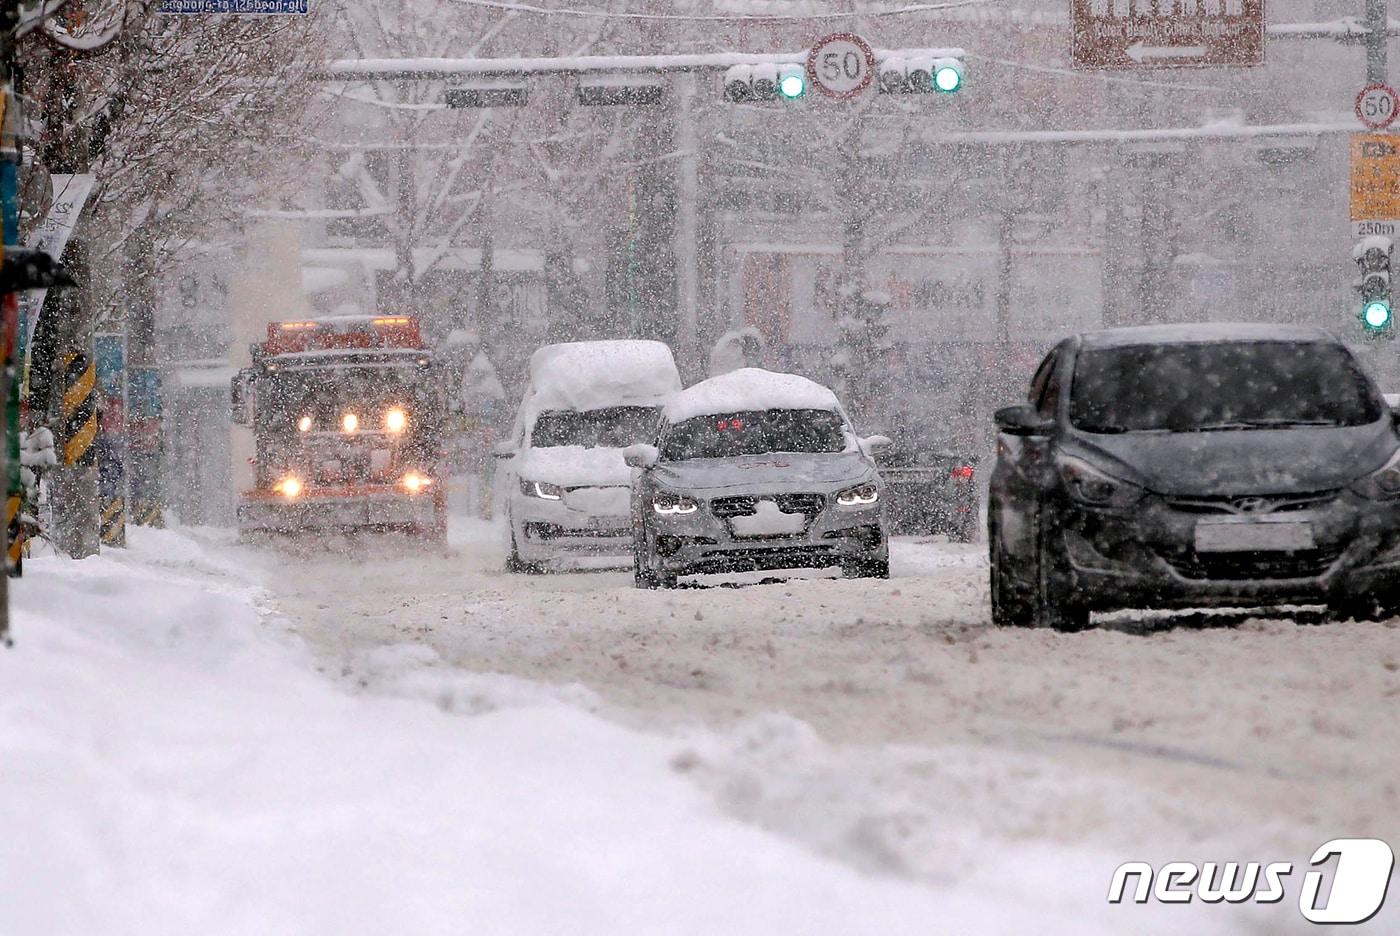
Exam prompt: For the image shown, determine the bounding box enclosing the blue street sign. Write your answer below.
[159,0,307,13]
[95,334,125,400]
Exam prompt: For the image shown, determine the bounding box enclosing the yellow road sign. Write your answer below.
[1351,133,1400,220]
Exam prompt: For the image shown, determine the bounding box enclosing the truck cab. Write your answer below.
[231,315,447,542]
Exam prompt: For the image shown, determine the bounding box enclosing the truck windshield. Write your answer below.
[1070,342,1384,433]
[531,406,660,449]
[259,365,431,431]
[661,409,847,461]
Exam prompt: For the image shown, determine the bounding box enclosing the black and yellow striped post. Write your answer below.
[100,494,125,546]
[52,348,101,558]
[62,351,96,470]
[5,490,20,574]
[131,499,162,528]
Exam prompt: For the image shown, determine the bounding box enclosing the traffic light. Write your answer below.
[877,55,965,95]
[577,77,663,106]
[1354,235,1394,334]
[723,63,805,103]
[445,80,528,108]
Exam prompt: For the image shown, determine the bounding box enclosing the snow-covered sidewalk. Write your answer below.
[0,528,1070,936]
[5,525,1384,934]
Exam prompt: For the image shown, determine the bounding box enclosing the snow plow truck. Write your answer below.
[231,314,447,543]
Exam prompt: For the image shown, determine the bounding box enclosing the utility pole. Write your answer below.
[675,71,700,369]
[43,51,99,559]
[124,229,157,531]
[1368,0,1389,85]
[0,0,17,646]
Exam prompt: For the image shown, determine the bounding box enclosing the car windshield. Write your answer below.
[531,406,660,449]
[1070,341,1384,434]
[660,409,847,461]
[259,365,431,432]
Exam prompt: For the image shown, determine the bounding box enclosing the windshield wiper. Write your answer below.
[1185,419,1340,432]
[1234,418,1339,428]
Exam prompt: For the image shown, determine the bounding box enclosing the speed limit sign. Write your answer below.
[1356,84,1400,130]
[806,33,877,100]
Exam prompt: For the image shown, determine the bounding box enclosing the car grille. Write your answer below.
[709,493,825,520]
[776,492,826,515]
[701,545,837,562]
[1163,546,1344,580]
[710,496,757,519]
[1164,491,1338,516]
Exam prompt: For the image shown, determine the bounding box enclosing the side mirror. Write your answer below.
[859,434,892,455]
[994,404,1055,437]
[230,368,255,427]
[492,441,516,460]
[622,443,659,469]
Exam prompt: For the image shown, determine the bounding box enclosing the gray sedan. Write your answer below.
[624,373,890,588]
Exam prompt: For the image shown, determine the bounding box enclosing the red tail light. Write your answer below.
[951,465,975,481]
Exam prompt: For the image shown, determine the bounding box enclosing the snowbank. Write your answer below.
[527,340,681,414]
[1,527,1010,936]
[665,367,842,424]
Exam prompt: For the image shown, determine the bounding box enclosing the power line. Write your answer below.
[446,0,1004,20]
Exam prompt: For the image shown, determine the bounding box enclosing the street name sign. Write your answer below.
[1071,0,1264,69]
[806,33,876,99]
[1357,85,1400,130]
[1351,133,1400,236]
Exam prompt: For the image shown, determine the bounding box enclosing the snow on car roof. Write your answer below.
[665,368,842,423]
[527,340,681,412]
[1080,323,1335,348]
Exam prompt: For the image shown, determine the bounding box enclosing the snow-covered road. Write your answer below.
[248,511,1400,932]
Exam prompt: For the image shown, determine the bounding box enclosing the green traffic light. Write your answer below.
[778,73,805,99]
[933,64,963,93]
[1363,299,1393,330]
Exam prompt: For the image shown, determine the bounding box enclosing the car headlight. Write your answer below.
[653,491,699,515]
[275,476,303,499]
[385,408,408,434]
[1353,448,1400,500]
[1056,454,1143,508]
[341,412,359,434]
[297,415,313,433]
[521,479,564,500]
[836,482,879,506]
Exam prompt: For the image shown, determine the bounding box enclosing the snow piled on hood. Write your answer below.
[665,368,842,424]
[517,444,632,487]
[528,340,681,413]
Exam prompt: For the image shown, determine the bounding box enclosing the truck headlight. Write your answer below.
[342,412,359,434]
[653,491,699,514]
[1353,448,1400,500]
[1056,454,1143,508]
[297,415,313,433]
[402,472,433,493]
[836,482,879,506]
[385,408,407,434]
[275,476,303,499]
[521,479,564,500]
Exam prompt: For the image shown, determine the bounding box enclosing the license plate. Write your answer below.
[1194,519,1314,553]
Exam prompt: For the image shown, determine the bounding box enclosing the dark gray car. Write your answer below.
[989,323,1400,630]
[625,369,890,588]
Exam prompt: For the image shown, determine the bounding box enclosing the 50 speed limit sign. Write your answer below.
[806,33,877,100]
[1356,84,1400,130]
